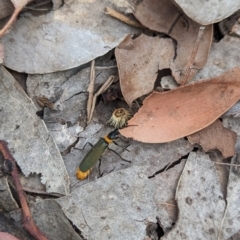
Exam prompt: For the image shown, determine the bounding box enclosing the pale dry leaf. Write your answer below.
[151,160,187,230]
[188,120,237,158]
[0,66,70,195]
[30,200,82,240]
[0,177,18,211]
[219,154,240,239]
[2,0,137,74]
[162,151,225,240]
[57,166,159,239]
[192,36,240,82]
[115,34,175,105]
[133,0,213,85]
[120,67,240,143]
[172,0,240,25]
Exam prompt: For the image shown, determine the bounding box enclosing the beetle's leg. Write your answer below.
[107,147,131,163]
[82,142,93,150]
[113,138,130,152]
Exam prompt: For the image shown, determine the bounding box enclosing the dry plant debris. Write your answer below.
[161,151,226,240]
[172,0,240,25]
[0,66,70,195]
[1,0,240,239]
[132,0,213,85]
[120,67,240,143]
[0,140,48,240]
[1,0,137,73]
[188,120,237,158]
[115,34,175,105]
[192,35,240,82]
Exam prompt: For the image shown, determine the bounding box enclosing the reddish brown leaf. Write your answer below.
[188,120,237,158]
[115,34,175,105]
[0,232,19,240]
[133,0,213,85]
[0,1,14,19]
[120,67,240,143]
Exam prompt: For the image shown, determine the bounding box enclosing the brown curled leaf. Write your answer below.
[115,34,175,105]
[188,120,237,158]
[133,0,213,85]
[120,67,240,143]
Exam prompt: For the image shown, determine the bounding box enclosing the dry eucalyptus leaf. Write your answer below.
[133,0,213,85]
[115,34,175,105]
[0,66,70,195]
[219,154,240,239]
[172,0,240,25]
[57,166,159,239]
[120,67,240,143]
[30,199,82,240]
[57,165,186,239]
[223,117,240,153]
[0,232,19,240]
[162,151,225,240]
[0,177,18,211]
[188,120,237,158]
[192,36,240,82]
[0,0,14,19]
[2,0,137,74]
[151,160,186,230]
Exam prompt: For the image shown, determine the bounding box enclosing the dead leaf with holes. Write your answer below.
[120,67,240,143]
[115,34,175,105]
[133,0,213,85]
[188,119,237,158]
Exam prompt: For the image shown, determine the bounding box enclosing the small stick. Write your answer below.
[105,7,144,29]
[0,140,48,240]
[213,162,240,167]
[87,60,96,122]
[181,26,205,85]
[157,202,177,207]
[0,0,33,37]
[87,75,116,124]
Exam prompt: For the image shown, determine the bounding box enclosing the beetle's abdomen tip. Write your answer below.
[76,168,90,180]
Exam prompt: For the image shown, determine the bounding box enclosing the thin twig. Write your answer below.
[105,7,144,29]
[181,26,205,85]
[87,75,116,124]
[0,140,48,240]
[157,202,177,207]
[213,162,240,167]
[87,60,95,123]
[0,7,22,37]
[95,66,117,70]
